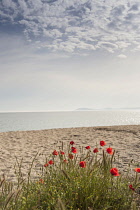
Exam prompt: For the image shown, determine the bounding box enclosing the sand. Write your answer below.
[0,125,140,182]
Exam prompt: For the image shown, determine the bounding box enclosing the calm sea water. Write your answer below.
[0,110,140,132]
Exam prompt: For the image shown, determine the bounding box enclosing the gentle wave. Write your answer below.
[0,110,140,132]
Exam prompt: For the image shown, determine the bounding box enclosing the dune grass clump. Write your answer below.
[0,140,140,210]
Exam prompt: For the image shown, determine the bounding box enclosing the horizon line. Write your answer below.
[0,107,140,113]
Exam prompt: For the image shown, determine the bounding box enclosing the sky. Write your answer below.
[0,0,140,112]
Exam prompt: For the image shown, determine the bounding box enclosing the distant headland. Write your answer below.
[75,107,140,111]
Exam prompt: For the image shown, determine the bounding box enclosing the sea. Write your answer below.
[0,110,140,132]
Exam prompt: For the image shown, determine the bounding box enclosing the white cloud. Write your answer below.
[2,0,16,9]
[0,0,140,54]
[117,54,127,58]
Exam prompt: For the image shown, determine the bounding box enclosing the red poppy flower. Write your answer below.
[134,168,140,173]
[79,161,86,168]
[60,151,65,155]
[129,185,135,191]
[48,160,54,165]
[63,159,68,163]
[70,141,75,145]
[106,147,113,155]
[69,154,74,159]
[85,146,90,149]
[110,168,120,176]
[52,150,59,155]
[39,179,44,184]
[93,148,99,153]
[71,147,77,153]
[44,163,49,167]
[100,141,106,146]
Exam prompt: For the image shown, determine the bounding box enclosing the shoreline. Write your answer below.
[1,123,140,134]
[0,125,140,181]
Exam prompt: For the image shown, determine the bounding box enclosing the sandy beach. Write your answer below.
[0,125,140,182]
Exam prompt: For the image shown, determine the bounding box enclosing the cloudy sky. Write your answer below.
[0,0,140,112]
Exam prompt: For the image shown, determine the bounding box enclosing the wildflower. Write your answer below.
[93,148,99,153]
[48,160,54,165]
[85,146,91,149]
[134,168,140,173]
[39,179,44,184]
[129,185,135,191]
[64,159,68,163]
[70,141,75,145]
[69,154,74,159]
[44,163,49,167]
[52,150,59,155]
[106,147,113,155]
[79,161,86,168]
[60,151,65,155]
[71,147,77,153]
[100,141,106,146]
[110,168,120,176]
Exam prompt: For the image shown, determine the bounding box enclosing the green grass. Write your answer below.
[0,141,140,210]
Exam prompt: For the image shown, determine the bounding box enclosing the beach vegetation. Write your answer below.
[0,140,140,210]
